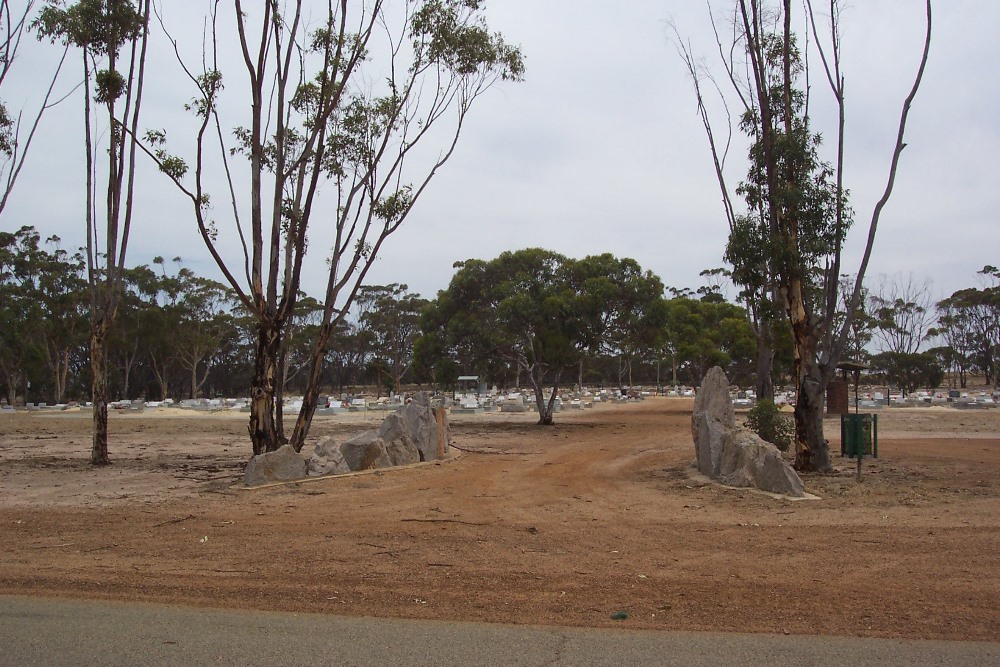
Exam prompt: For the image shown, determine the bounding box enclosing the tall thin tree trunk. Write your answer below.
[788,279,832,472]
[529,364,554,425]
[755,322,775,401]
[248,320,282,455]
[90,326,110,465]
[288,322,337,452]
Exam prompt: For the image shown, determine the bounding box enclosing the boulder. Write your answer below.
[244,444,307,486]
[691,366,735,442]
[378,413,420,466]
[691,366,804,497]
[718,428,805,497]
[693,411,728,478]
[691,366,735,477]
[306,436,350,477]
[339,430,392,471]
[402,392,443,462]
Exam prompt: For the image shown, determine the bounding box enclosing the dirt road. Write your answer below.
[2,399,998,640]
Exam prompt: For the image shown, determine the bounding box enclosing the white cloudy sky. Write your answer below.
[4,1,997,306]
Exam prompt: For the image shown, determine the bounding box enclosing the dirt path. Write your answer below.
[1,399,999,640]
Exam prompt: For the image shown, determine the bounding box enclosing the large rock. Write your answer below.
[693,411,728,478]
[339,430,392,471]
[691,366,804,498]
[244,444,307,486]
[378,413,420,466]
[691,366,735,477]
[307,436,350,476]
[402,392,444,462]
[719,428,805,497]
[691,366,735,440]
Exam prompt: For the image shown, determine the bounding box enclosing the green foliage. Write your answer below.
[420,249,663,421]
[933,268,1000,386]
[0,226,88,403]
[728,32,851,299]
[410,0,524,80]
[0,101,12,156]
[355,283,428,393]
[870,351,944,395]
[744,399,793,452]
[34,0,146,53]
[660,295,757,387]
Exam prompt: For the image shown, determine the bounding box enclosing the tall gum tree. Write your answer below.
[677,0,931,471]
[420,249,666,425]
[143,0,523,455]
[34,0,151,465]
[420,248,580,426]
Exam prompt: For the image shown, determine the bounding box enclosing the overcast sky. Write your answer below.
[4,1,997,307]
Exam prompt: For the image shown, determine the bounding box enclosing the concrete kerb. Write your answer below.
[685,466,822,502]
[231,448,463,492]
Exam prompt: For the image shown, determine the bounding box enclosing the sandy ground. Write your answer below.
[1,398,999,641]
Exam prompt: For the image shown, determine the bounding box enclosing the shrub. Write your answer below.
[744,399,794,452]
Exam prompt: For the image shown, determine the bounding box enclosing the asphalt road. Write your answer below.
[1,595,997,666]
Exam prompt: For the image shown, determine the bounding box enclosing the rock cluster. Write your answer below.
[244,393,448,487]
[691,367,804,497]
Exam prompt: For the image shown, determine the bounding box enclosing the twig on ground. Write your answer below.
[401,518,490,526]
[153,514,196,527]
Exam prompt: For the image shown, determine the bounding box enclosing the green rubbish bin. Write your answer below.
[841,413,878,459]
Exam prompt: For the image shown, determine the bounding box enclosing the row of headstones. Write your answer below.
[244,393,448,486]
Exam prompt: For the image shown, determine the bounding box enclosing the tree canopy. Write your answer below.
[419,249,665,425]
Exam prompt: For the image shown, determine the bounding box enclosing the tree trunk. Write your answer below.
[288,322,336,453]
[248,320,282,455]
[528,363,554,425]
[90,327,110,465]
[792,359,830,472]
[755,326,775,401]
[190,362,199,399]
[788,280,832,473]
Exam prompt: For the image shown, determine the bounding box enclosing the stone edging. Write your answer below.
[685,466,822,501]
[231,448,464,492]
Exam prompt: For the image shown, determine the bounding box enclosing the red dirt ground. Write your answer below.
[1,398,998,640]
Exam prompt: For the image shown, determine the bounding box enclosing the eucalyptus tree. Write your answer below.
[934,266,1000,389]
[661,294,756,388]
[676,0,932,471]
[565,254,666,390]
[171,272,237,399]
[355,283,427,395]
[145,0,523,455]
[34,0,151,464]
[869,273,935,355]
[421,248,578,425]
[0,225,87,404]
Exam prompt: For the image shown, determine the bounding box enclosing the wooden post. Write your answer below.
[434,406,448,458]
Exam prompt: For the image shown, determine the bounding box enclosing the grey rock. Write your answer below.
[244,444,307,486]
[402,392,442,462]
[718,428,805,497]
[339,430,392,471]
[693,411,727,478]
[378,413,420,466]
[691,366,803,497]
[306,436,350,477]
[691,366,735,443]
[691,366,735,477]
